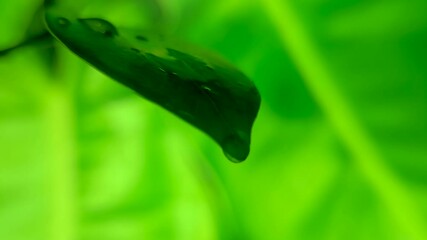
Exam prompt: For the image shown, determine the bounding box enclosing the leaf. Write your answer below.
[44,7,261,162]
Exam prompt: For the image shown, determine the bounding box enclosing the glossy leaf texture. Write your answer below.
[44,6,261,162]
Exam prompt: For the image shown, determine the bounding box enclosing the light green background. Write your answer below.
[1,0,426,239]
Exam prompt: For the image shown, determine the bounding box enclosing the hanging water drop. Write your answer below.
[221,133,250,163]
[224,152,242,163]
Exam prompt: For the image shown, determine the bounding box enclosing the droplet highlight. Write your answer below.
[201,85,212,92]
[57,17,70,28]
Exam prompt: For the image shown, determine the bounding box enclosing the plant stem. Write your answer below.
[46,83,77,240]
[45,48,81,240]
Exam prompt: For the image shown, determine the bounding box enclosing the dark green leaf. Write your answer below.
[44,8,261,162]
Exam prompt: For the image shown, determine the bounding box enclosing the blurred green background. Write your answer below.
[1,0,427,239]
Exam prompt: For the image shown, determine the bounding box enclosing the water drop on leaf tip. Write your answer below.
[221,134,250,163]
[224,151,245,163]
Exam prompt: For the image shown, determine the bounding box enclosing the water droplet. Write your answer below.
[201,85,212,92]
[78,18,118,37]
[57,17,70,28]
[136,35,148,41]
[167,72,179,80]
[224,152,242,163]
[130,48,140,53]
[221,134,250,163]
[205,64,215,71]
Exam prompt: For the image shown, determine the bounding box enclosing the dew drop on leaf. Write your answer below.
[78,18,118,37]
[57,17,70,28]
[201,85,213,92]
[136,35,148,41]
[130,48,140,53]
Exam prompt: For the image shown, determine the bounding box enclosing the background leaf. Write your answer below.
[1,0,426,239]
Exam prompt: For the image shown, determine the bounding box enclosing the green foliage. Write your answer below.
[1,0,427,239]
[44,6,261,162]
